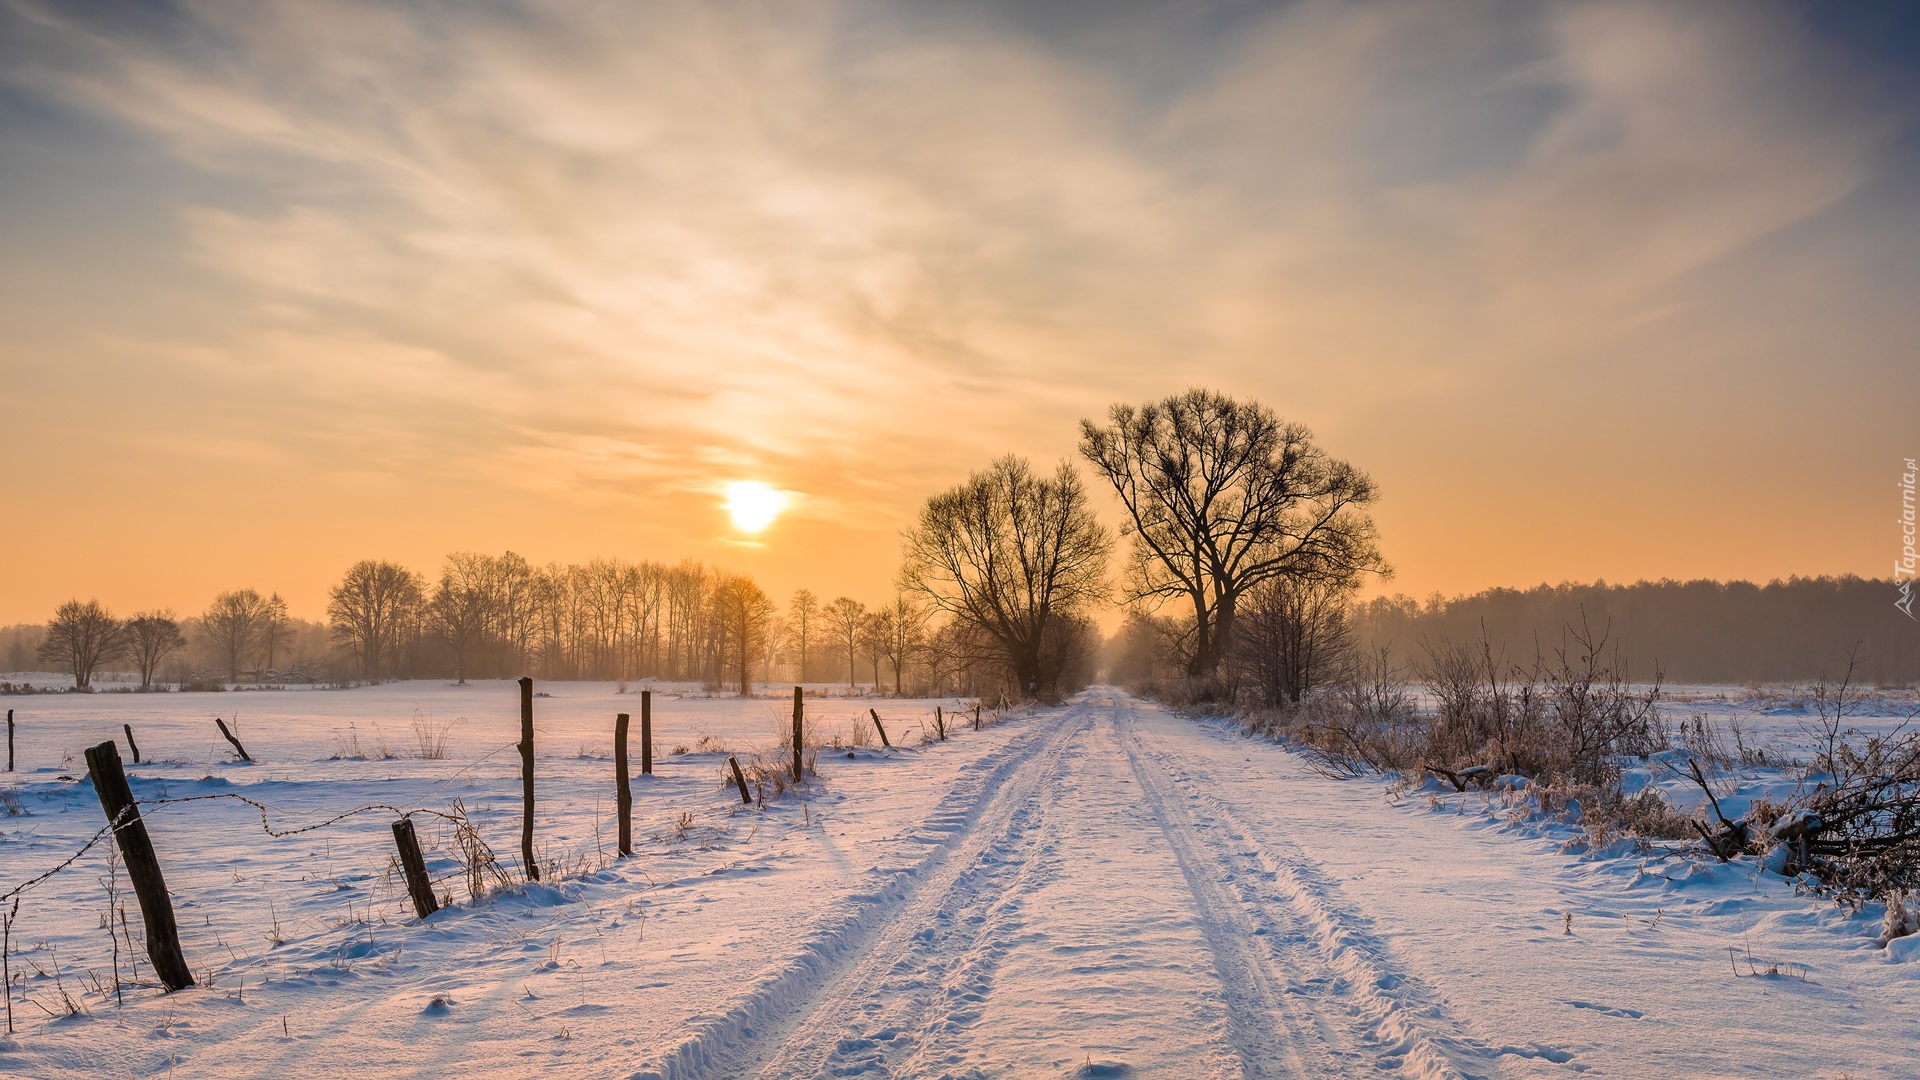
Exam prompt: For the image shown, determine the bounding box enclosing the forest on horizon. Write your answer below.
[6,573,1910,692]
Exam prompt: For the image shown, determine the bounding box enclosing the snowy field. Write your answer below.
[0,682,1915,1078]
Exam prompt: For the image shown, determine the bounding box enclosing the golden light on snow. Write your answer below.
[723,481,787,534]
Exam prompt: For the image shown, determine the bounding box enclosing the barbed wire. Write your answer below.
[1,794,470,904]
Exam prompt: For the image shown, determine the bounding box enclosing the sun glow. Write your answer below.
[723,481,787,533]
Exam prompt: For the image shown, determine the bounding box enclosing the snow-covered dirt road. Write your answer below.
[690,690,1918,1079]
[2,686,1914,1078]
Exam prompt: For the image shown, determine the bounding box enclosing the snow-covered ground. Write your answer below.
[0,683,1914,1077]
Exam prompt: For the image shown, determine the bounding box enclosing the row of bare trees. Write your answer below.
[34,589,301,690]
[324,555,786,687]
[317,546,1065,697]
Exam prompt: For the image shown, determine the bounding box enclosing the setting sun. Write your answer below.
[723,481,787,533]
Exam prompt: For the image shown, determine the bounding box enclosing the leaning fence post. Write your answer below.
[214,717,251,762]
[728,755,752,804]
[519,677,539,882]
[123,724,141,764]
[869,707,892,749]
[935,705,945,741]
[641,689,653,776]
[791,685,804,783]
[391,817,440,919]
[83,741,192,991]
[614,712,633,858]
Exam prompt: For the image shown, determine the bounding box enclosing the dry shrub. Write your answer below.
[736,747,817,802]
[1788,655,1920,904]
[821,718,874,751]
[445,798,514,901]
[1236,621,1702,845]
[411,711,454,760]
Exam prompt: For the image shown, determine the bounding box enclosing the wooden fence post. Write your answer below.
[83,741,192,991]
[614,712,633,858]
[6,709,12,771]
[974,703,980,731]
[519,677,539,882]
[935,706,945,741]
[869,708,892,748]
[641,689,652,776]
[391,817,440,919]
[728,755,752,804]
[214,717,251,762]
[123,724,141,765]
[791,686,804,783]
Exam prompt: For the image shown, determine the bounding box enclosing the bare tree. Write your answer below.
[712,574,775,694]
[859,609,891,691]
[878,593,926,695]
[431,553,498,685]
[1080,389,1387,688]
[1235,572,1357,706]
[789,589,819,683]
[203,589,271,683]
[124,610,187,690]
[663,561,710,681]
[327,560,425,682]
[762,613,790,683]
[901,456,1110,699]
[37,599,125,690]
[256,593,291,673]
[920,616,1000,697]
[825,597,866,689]
[493,551,537,676]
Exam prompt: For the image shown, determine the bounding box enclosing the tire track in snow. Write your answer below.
[638,700,1093,1079]
[756,714,1081,1078]
[1116,697,1514,1080]
[1111,698,1353,1079]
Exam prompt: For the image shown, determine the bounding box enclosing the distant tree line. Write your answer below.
[1107,574,1920,696]
[1352,577,1920,686]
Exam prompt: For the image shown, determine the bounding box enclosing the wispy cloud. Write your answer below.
[0,0,1909,616]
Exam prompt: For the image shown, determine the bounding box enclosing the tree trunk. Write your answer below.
[739,619,751,697]
[1186,588,1213,678]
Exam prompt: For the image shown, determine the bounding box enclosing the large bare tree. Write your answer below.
[1080,389,1386,686]
[901,456,1110,699]
[38,599,125,690]
[327,560,425,682]
[124,610,188,690]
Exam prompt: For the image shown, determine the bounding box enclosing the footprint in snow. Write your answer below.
[1564,1000,1645,1019]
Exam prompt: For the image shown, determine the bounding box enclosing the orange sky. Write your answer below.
[1,0,1916,625]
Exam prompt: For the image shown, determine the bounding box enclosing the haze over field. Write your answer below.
[3,0,1917,624]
